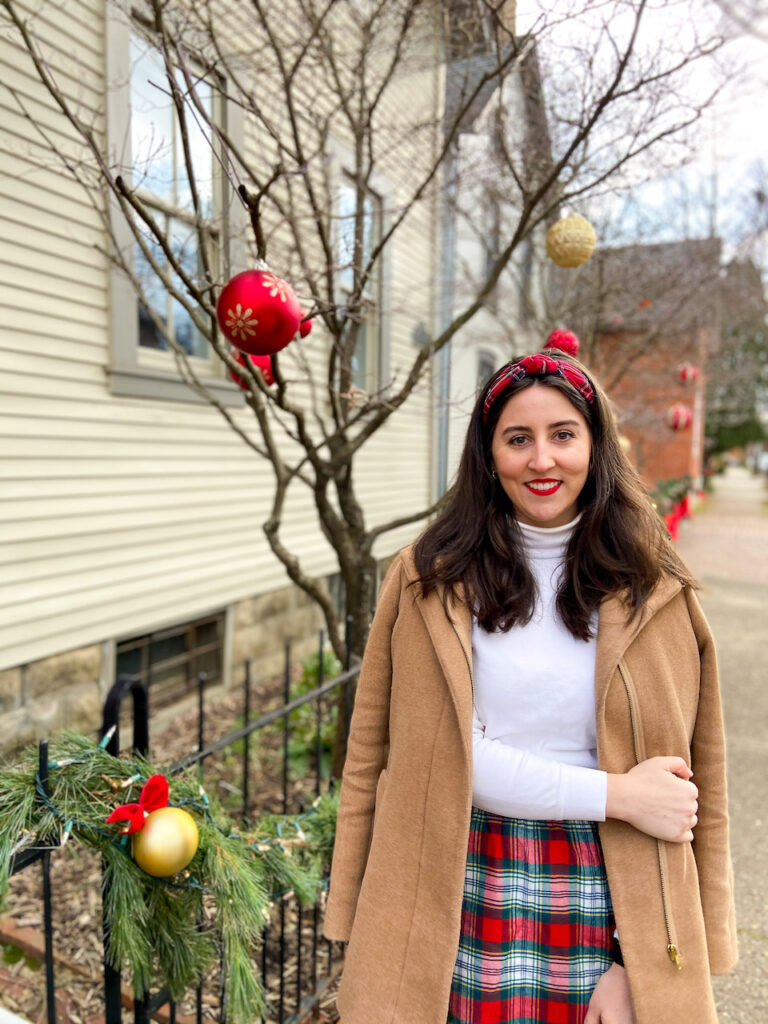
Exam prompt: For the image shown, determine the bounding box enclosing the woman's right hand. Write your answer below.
[606,757,698,843]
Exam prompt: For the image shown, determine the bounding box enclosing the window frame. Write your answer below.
[105,6,246,404]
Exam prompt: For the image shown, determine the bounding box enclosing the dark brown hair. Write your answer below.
[413,350,695,640]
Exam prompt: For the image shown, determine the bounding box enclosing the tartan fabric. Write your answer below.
[447,809,615,1024]
[481,356,595,423]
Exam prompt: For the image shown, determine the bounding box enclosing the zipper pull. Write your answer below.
[667,943,682,970]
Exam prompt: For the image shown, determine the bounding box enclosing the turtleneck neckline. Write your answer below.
[514,512,581,558]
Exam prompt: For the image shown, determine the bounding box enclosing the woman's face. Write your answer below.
[490,383,592,528]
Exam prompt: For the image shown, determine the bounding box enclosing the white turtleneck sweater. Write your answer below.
[471,515,608,821]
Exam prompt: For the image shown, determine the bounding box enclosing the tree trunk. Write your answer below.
[329,547,378,781]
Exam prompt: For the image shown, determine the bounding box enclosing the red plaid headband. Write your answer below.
[482,354,595,423]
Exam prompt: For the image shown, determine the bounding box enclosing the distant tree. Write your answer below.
[706,258,768,454]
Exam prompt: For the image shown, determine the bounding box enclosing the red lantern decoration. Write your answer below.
[666,404,692,431]
[544,329,580,357]
[229,351,275,390]
[217,269,302,355]
[678,363,699,384]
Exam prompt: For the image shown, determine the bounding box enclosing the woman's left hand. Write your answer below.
[584,963,635,1024]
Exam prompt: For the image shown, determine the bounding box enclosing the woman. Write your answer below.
[322,352,737,1024]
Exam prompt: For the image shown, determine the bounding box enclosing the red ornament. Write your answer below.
[639,298,652,308]
[678,363,699,384]
[217,269,302,355]
[299,317,313,339]
[229,351,275,390]
[666,404,692,431]
[544,329,580,357]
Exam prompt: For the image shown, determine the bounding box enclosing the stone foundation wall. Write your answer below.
[0,646,106,755]
[232,583,327,681]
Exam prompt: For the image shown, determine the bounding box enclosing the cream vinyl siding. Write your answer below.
[0,0,437,672]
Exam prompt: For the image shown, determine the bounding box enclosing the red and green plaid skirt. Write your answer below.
[447,808,615,1024]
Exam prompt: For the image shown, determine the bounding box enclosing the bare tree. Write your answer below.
[0,0,728,763]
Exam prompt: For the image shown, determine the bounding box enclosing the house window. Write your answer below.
[337,173,384,391]
[484,193,502,313]
[115,612,224,707]
[518,235,534,323]
[477,349,497,393]
[130,35,218,360]
[106,8,245,403]
[446,0,495,59]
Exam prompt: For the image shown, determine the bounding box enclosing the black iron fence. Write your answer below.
[8,628,359,1024]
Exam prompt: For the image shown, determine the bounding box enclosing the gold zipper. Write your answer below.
[617,658,682,970]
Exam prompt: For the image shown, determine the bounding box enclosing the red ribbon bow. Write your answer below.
[106,774,169,835]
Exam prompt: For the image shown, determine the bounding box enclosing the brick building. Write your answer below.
[551,238,722,490]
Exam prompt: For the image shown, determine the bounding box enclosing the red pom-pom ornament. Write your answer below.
[666,404,692,431]
[678,363,699,384]
[544,329,580,357]
[217,269,302,355]
[229,351,275,390]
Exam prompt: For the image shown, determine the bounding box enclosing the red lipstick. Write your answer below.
[524,480,562,496]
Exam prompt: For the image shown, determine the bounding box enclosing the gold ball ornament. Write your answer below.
[132,807,200,877]
[546,215,597,268]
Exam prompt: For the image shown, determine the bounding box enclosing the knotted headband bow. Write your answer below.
[482,354,595,423]
[106,774,169,834]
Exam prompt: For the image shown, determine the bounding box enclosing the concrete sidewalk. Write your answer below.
[675,468,768,1023]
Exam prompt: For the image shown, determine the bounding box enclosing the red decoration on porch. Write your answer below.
[678,363,699,384]
[666,404,692,431]
[663,505,683,541]
[229,351,275,390]
[544,329,580,357]
[217,269,302,355]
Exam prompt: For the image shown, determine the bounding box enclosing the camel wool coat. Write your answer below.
[322,546,738,1024]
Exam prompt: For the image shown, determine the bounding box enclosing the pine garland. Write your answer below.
[0,731,339,1023]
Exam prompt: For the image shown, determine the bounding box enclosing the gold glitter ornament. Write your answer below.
[132,806,200,877]
[546,215,597,268]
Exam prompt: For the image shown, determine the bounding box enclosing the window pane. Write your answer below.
[337,180,356,296]
[135,223,169,349]
[477,351,496,393]
[170,218,208,358]
[176,71,214,218]
[130,36,175,203]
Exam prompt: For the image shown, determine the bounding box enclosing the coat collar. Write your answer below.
[398,545,683,765]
